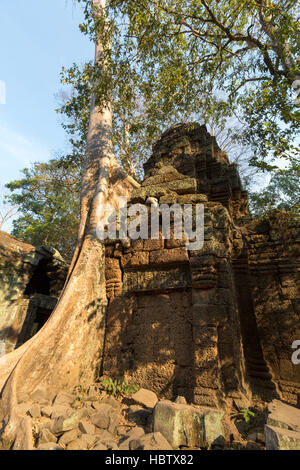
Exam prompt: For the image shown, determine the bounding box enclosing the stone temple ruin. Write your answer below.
[102,123,300,407]
[0,123,299,410]
[0,231,67,354]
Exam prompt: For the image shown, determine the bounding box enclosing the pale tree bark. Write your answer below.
[0,0,139,449]
[0,192,18,231]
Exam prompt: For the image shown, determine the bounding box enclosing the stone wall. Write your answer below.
[1,123,298,408]
[102,123,300,406]
[0,231,68,353]
[244,215,300,402]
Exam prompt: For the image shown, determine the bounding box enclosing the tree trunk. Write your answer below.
[0,0,139,449]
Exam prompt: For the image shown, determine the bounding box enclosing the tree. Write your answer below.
[0,190,17,232]
[6,158,81,262]
[0,0,298,448]
[60,0,299,174]
[249,161,300,217]
[109,0,299,170]
[0,0,138,449]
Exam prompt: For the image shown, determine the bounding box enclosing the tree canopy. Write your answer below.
[72,0,299,171]
[6,158,80,261]
[5,0,300,255]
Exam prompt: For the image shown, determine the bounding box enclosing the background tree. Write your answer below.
[6,158,81,262]
[0,0,299,448]
[109,0,300,170]
[249,161,300,217]
[7,0,299,260]
[0,189,17,232]
[0,0,138,449]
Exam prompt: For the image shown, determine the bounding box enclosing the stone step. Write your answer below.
[247,370,273,380]
[249,377,277,391]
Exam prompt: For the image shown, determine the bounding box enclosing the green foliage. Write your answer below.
[6,157,80,262]
[74,0,299,171]
[240,408,255,425]
[9,0,299,250]
[101,377,139,397]
[249,161,300,218]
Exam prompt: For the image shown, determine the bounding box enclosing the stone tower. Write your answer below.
[102,123,300,407]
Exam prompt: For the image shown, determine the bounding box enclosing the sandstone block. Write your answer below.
[50,409,88,434]
[131,388,158,409]
[153,400,224,449]
[267,400,300,432]
[130,432,173,450]
[119,426,145,449]
[265,425,300,450]
[41,405,53,418]
[38,428,57,445]
[91,405,113,429]
[37,443,63,451]
[50,404,71,420]
[167,178,197,195]
[59,429,79,446]
[177,194,208,204]
[53,392,74,406]
[79,420,96,435]
[121,251,149,269]
[28,404,41,419]
[67,437,89,451]
[150,248,188,265]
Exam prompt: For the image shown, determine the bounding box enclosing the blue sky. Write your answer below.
[0,0,93,195]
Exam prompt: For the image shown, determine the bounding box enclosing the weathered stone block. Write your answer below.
[123,266,191,293]
[267,400,300,432]
[153,400,224,449]
[149,248,189,265]
[39,428,57,445]
[50,409,88,435]
[120,251,149,269]
[265,425,300,450]
[131,388,158,409]
[130,432,173,450]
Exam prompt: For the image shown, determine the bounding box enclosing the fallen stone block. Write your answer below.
[50,409,88,435]
[38,442,63,451]
[38,428,57,445]
[52,392,74,407]
[130,432,173,450]
[81,433,98,449]
[265,425,300,450]
[118,426,145,450]
[127,405,152,426]
[50,404,71,420]
[127,426,145,439]
[153,400,224,449]
[95,429,115,441]
[93,442,107,450]
[91,405,113,429]
[59,429,79,446]
[79,420,96,435]
[267,400,300,432]
[41,405,53,418]
[67,436,89,451]
[99,438,118,450]
[28,404,41,419]
[101,396,120,410]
